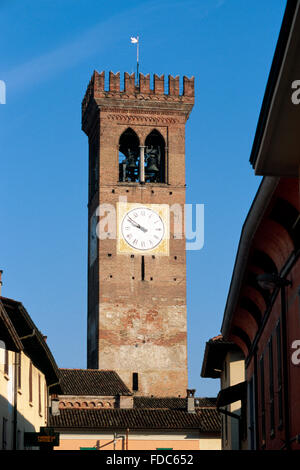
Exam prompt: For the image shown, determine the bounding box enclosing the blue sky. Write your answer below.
[0,0,286,396]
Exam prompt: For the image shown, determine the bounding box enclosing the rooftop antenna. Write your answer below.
[130,35,139,85]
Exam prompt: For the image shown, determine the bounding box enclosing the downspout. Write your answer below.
[126,428,129,450]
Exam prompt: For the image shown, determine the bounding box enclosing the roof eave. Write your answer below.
[221,177,279,338]
[250,0,300,169]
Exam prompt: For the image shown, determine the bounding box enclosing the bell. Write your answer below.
[127,158,138,169]
[146,158,159,173]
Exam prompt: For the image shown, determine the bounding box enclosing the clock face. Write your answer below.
[121,207,165,251]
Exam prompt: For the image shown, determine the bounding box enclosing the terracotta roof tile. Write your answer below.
[50,408,221,433]
[133,397,217,409]
[59,369,132,396]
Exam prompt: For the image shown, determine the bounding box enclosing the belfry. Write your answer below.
[82,71,194,396]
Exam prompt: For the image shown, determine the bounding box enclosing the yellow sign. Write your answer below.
[37,435,56,443]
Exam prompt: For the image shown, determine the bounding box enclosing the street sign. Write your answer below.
[24,428,59,448]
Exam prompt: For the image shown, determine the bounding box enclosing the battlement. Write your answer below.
[82,70,194,117]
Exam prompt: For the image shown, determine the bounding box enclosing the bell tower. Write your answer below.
[82,71,194,396]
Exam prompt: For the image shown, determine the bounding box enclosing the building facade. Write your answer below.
[0,296,61,450]
[201,336,247,450]
[202,0,300,450]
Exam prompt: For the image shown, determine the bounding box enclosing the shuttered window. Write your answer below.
[29,362,33,403]
[276,321,283,429]
[268,338,275,438]
[260,354,266,447]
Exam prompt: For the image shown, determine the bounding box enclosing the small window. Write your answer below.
[4,348,8,376]
[132,372,138,391]
[29,362,33,404]
[17,353,21,389]
[45,384,48,421]
[38,375,41,415]
[259,355,266,447]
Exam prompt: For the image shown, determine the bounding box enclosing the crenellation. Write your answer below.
[124,72,135,93]
[154,74,164,95]
[95,70,105,92]
[82,70,194,132]
[109,71,120,92]
[168,75,180,96]
[183,75,194,97]
[84,71,194,98]
[139,73,151,94]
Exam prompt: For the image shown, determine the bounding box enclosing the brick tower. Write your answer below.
[82,71,194,396]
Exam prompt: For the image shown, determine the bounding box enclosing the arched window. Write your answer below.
[119,128,140,182]
[144,130,165,183]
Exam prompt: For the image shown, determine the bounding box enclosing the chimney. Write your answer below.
[50,394,60,416]
[0,270,3,296]
[186,389,196,413]
[118,395,133,409]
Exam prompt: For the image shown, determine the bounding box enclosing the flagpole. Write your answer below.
[137,35,139,85]
[130,36,140,86]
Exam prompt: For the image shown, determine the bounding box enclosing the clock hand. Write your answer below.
[127,216,148,233]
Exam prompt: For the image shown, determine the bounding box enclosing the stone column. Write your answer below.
[139,146,145,183]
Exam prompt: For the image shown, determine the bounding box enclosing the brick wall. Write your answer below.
[83,71,194,396]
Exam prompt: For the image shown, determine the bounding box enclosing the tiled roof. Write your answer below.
[133,397,217,409]
[50,408,221,433]
[201,335,241,379]
[59,369,132,396]
[0,297,61,392]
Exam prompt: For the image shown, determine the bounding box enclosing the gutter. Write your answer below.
[19,329,36,341]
